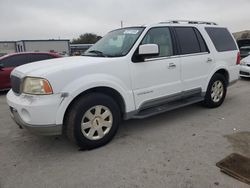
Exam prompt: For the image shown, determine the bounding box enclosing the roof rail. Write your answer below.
[159,20,217,25]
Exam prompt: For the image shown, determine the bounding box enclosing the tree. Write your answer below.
[72,33,102,44]
[241,32,250,39]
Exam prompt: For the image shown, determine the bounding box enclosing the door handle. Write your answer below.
[207,58,213,63]
[168,63,176,69]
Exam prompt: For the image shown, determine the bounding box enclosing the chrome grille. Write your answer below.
[10,75,21,94]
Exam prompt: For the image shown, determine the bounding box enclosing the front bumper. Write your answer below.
[240,65,250,77]
[10,107,62,135]
[7,90,63,136]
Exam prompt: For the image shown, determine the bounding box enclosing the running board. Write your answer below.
[132,96,204,119]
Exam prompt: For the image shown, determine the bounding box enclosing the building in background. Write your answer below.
[70,44,93,55]
[0,40,93,56]
[16,40,70,56]
[0,41,16,56]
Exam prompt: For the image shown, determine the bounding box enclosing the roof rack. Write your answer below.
[159,20,217,25]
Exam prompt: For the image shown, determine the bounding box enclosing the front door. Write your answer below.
[130,27,182,110]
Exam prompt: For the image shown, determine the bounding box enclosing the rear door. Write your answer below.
[174,27,214,93]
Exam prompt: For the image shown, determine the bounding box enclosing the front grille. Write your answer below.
[10,75,21,94]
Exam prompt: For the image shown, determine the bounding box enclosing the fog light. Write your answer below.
[21,109,31,123]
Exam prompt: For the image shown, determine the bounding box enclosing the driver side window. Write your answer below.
[141,27,173,58]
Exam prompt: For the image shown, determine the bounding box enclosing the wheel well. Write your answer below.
[63,87,126,129]
[214,69,229,85]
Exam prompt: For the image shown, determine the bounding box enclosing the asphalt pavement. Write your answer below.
[0,79,250,188]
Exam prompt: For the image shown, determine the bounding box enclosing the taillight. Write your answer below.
[236,52,241,65]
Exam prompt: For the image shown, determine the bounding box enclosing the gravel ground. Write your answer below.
[0,79,250,188]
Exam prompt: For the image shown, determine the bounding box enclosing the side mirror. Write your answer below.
[138,44,159,56]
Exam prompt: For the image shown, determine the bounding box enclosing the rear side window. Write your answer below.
[174,27,208,55]
[205,27,237,52]
[30,54,55,62]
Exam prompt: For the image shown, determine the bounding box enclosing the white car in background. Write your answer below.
[240,55,250,77]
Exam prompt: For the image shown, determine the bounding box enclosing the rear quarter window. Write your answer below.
[205,27,237,52]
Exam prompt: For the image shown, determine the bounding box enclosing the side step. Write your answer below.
[132,96,204,119]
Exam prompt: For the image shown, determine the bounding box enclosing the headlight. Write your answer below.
[240,61,246,66]
[22,77,53,95]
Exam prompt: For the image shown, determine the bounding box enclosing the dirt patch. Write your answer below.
[224,132,250,157]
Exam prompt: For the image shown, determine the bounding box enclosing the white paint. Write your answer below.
[7,22,239,131]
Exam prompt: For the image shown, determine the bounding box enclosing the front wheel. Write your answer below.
[203,73,227,108]
[66,93,121,149]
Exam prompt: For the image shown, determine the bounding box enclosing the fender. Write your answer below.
[55,73,135,125]
[204,63,229,92]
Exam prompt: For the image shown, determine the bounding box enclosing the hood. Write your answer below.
[12,56,109,77]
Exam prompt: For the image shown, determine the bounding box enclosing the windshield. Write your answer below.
[84,27,144,57]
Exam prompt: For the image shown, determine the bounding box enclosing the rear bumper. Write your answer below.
[10,106,62,136]
[227,65,240,86]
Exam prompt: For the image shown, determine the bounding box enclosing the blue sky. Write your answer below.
[0,0,250,40]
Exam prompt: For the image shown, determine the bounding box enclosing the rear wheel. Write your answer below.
[203,73,227,108]
[66,93,121,149]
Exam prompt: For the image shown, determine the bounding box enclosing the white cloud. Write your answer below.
[0,0,249,41]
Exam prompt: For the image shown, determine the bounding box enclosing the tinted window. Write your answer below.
[194,29,208,53]
[175,27,201,54]
[30,54,55,62]
[0,54,55,68]
[1,55,30,67]
[141,27,173,58]
[205,27,237,52]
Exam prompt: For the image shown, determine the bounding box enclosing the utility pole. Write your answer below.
[121,20,123,28]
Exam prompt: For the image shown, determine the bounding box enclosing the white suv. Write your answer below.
[7,20,240,149]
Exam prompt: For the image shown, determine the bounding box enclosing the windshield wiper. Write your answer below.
[87,50,108,57]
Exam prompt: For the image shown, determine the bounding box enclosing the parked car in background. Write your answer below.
[239,46,250,59]
[0,52,60,90]
[240,55,250,77]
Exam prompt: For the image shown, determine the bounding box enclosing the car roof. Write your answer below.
[143,20,219,28]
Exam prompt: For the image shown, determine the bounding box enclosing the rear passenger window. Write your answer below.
[30,54,55,62]
[205,27,237,52]
[23,54,57,65]
[175,27,207,55]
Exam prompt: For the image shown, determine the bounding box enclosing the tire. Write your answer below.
[203,73,227,108]
[65,93,121,149]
